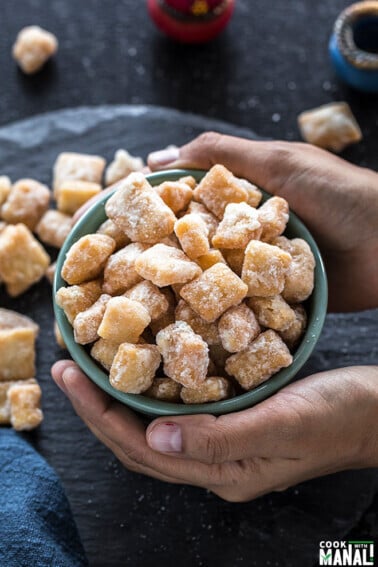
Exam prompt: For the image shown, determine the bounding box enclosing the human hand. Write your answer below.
[51,361,378,502]
[148,134,378,312]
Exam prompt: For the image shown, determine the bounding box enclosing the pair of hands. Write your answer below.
[52,133,378,502]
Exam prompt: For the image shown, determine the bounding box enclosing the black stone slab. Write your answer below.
[0,106,377,567]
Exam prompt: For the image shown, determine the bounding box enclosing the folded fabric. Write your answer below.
[0,430,88,567]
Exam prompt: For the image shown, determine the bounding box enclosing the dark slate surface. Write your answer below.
[0,106,377,567]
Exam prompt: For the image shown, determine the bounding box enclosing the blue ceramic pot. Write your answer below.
[329,1,378,93]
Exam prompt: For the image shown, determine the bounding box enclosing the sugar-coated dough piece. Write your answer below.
[73,294,111,345]
[55,279,102,324]
[238,179,262,208]
[248,295,296,332]
[54,321,66,349]
[298,102,362,153]
[180,263,248,323]
[103,242,148,295]
[241,240,292,297]
[174,214,210,259]
[145,378,182,402]
[124,281,169,321]
[218,303,260,353]
[273,236,315,302]
[196,249,226,271]
[0,176,12,207]
[135,243,202,287]
[156,181,193,214]
[258,197,289,242]
[53,152,105,194]
[61,234,115,285]
[97,219,130,250]
[0,328,36,381]
[212,202,261,249]
[0,224,50,296]
[179,176,197,189]
[105,149,144,186]
[279,305,307,350]
[175,300,220,345]
[156,321,209,389]
[98,297,151,343]
[8,380,43,430]
[91,338,120,371]
[12,26,57,74]
[0,308,39,334]
[0,382,11,424]
[57,180,102,215]
[105,173,176,243]
[36,210,72,248]
[180,376,232,404]
[186,201,218,240]
[1,179,50,230]
[193,165,248,219]
[109,343,161,394]
[222,248,245,276]
[226,330,293,390]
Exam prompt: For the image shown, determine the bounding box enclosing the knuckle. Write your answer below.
[203,431,230,464]
[196,131,223,152]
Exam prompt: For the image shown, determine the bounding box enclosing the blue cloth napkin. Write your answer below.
[0,430,88,567]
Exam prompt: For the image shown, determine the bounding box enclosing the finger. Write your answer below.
[148,132,304,193]
[146,395,303,465]
[54,363,225,486]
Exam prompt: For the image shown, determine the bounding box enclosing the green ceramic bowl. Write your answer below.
[54,169,327,417]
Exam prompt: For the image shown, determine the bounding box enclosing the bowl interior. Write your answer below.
[54,169,327,416]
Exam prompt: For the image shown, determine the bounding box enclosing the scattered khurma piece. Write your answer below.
[103,243,148,295]
[156,181,193,214]
[218,303,260,353]
[193,165,248,218]
[105,149,144,186]
[0,224,50,296]
[180,263,248,322]
[258,197,289,242]
[57,180,102,215]
[53,152,106,195]
[0,176,11,207]
[226,330,293,390]
[145,378,182,402]
[248,295,296,332]
[98,297,151,344]
[180,377,232,404]
[297,102,362,153]
[12,26,58,74]
[241,240,292,297]
[54,321,66,349]
[273,236,315,303]
[0,328,36,381]
[109,343,161,394]
[212,202,261,249]
[61,234,115,285]
[2,179,50,231]
[36,210,72,248]
[0,379,42,430]
[156,321,209,389]
[55,279,102,323]
[174,214,209,259]
[105,172,176,243]
[0,308,39,334]
[135,243,202,287]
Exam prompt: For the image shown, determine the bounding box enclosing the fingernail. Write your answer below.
[148,147,180,167]
[61,367,77,396]
[148,422,182,453]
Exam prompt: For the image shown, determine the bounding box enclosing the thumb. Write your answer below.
[146,403,298,465]
[147,132,296,193]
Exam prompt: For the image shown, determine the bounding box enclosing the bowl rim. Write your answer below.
[54,168,328,416]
